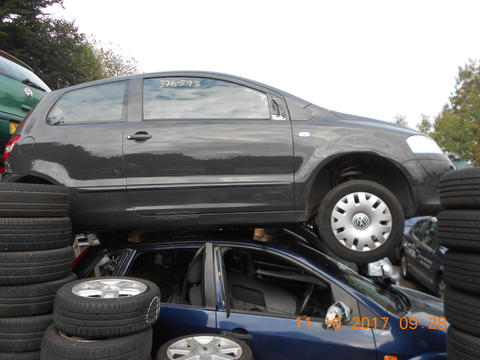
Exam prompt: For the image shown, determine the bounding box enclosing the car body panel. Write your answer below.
[2,71,453,231]
[74,229,446,359]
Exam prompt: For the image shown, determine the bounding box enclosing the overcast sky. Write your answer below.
[50,0,480,128]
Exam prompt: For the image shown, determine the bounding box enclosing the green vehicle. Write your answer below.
[0,50,50,170]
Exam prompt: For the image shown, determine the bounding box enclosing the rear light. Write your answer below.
[3,135,21,163]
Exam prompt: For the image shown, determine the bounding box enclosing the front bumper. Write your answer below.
[403,155,454,216]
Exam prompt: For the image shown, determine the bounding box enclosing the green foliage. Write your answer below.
[416,114,433,135]
[432,60,480,164]
[0,0,137,90]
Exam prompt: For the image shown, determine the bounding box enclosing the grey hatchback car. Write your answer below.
[2,71,453,263]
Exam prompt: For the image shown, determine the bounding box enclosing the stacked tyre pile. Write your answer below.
[41,277,161,360]
[438,167,480,360]
[0,183,74,360]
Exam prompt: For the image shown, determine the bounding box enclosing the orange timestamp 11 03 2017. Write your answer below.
[296,316,448,331]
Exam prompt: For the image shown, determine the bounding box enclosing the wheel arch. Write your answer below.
[306,152,415,218]
[4,173,57,185]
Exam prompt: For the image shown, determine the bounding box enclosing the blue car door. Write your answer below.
[213,245,377,360]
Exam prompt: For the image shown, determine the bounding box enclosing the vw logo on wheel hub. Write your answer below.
[352,213,370,230]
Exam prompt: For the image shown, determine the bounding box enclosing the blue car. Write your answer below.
[75,227,447,360]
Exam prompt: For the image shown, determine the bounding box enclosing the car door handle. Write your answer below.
[127,132,152,141]
[221,330,253,340]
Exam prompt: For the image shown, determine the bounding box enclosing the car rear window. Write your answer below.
[143,77,270,120]
[47,81,128,125]
[0,55,50,92]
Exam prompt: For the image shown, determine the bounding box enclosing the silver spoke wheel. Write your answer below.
[331,191,392,252]
[166,335,243,360]
[71,279,147,298]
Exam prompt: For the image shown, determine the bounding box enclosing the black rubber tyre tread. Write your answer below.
[53,276,161,338]
[41,325,152,360]
[448,326,480,360]
[156,333,254,360]
[0,351,40,360]
[439,167,480,209]
[0,246,74,285]
[445,286,480,337]
[437,210,480,251]
[0,217,72,252]
[0,273,76,317]
[0,314,52,352]
[445,252,480,294]
[0,183,69,218]
[316,180,404,264]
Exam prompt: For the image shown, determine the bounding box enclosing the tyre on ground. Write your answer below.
[156,333,253,360]
[448,326,480,360]
[40,325,152,360]
[53,277,161,338]
[0,314,52,353]
[316,180,404,264]
[445,286,480,337]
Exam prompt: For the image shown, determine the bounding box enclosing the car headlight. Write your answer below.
[407,135,444,154]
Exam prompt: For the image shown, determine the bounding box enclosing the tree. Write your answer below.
[393,114,408,127]
[416,114,433,135]
[432,60,480,164]
[0,0,137,90]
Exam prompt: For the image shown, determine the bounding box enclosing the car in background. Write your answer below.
[400,216,447,298]
[74,227,447,360]
[0,50,50,171]
[2,71,453,264]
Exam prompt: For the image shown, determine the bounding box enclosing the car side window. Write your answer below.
[143,77,270,120]
[47,81,128,125]
[222,248,333,320]
[126,247,205,306]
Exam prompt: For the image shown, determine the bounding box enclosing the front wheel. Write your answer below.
[316,180,404,264]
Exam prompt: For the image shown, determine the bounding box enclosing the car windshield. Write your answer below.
[284,241,405,314]
[0,55,50,92]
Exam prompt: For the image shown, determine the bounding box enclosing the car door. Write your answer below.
[122,243,217,352]
[123,74,294,216]
[214,245,377,360]
[409,218,436,289]
[39,80,130,227]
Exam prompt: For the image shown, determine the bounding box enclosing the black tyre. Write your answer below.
[445,286,480,337]
[0,183,69,218]
[445,252,480,294]
[0,273,76,317]
[0,314,52,352]
[437,210,480,251]
[54,277,160,338]
[40,325,152,360]
[316,180,404,264]
[440,167,480,209]
[0,246,73,285]
[0,352,40,360]
[156,333,253,360]
[448,326,480,360]
[0,217,72,252]
[400,254,411,280]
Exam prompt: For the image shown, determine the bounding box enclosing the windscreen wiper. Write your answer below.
[22,79,46,92]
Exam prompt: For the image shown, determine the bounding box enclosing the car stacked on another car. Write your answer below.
[0,50,50,172]
[74,227,447,360]
[1,71,453,264]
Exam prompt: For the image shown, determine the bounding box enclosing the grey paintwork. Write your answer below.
[2,71,453,232]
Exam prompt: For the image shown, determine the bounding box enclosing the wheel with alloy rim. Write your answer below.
[53,277,160,338]
[156,334,253,360]
[316,180,404,264]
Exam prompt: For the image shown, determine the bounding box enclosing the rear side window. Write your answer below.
[143,77,270,120]
[47,81,127,125]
